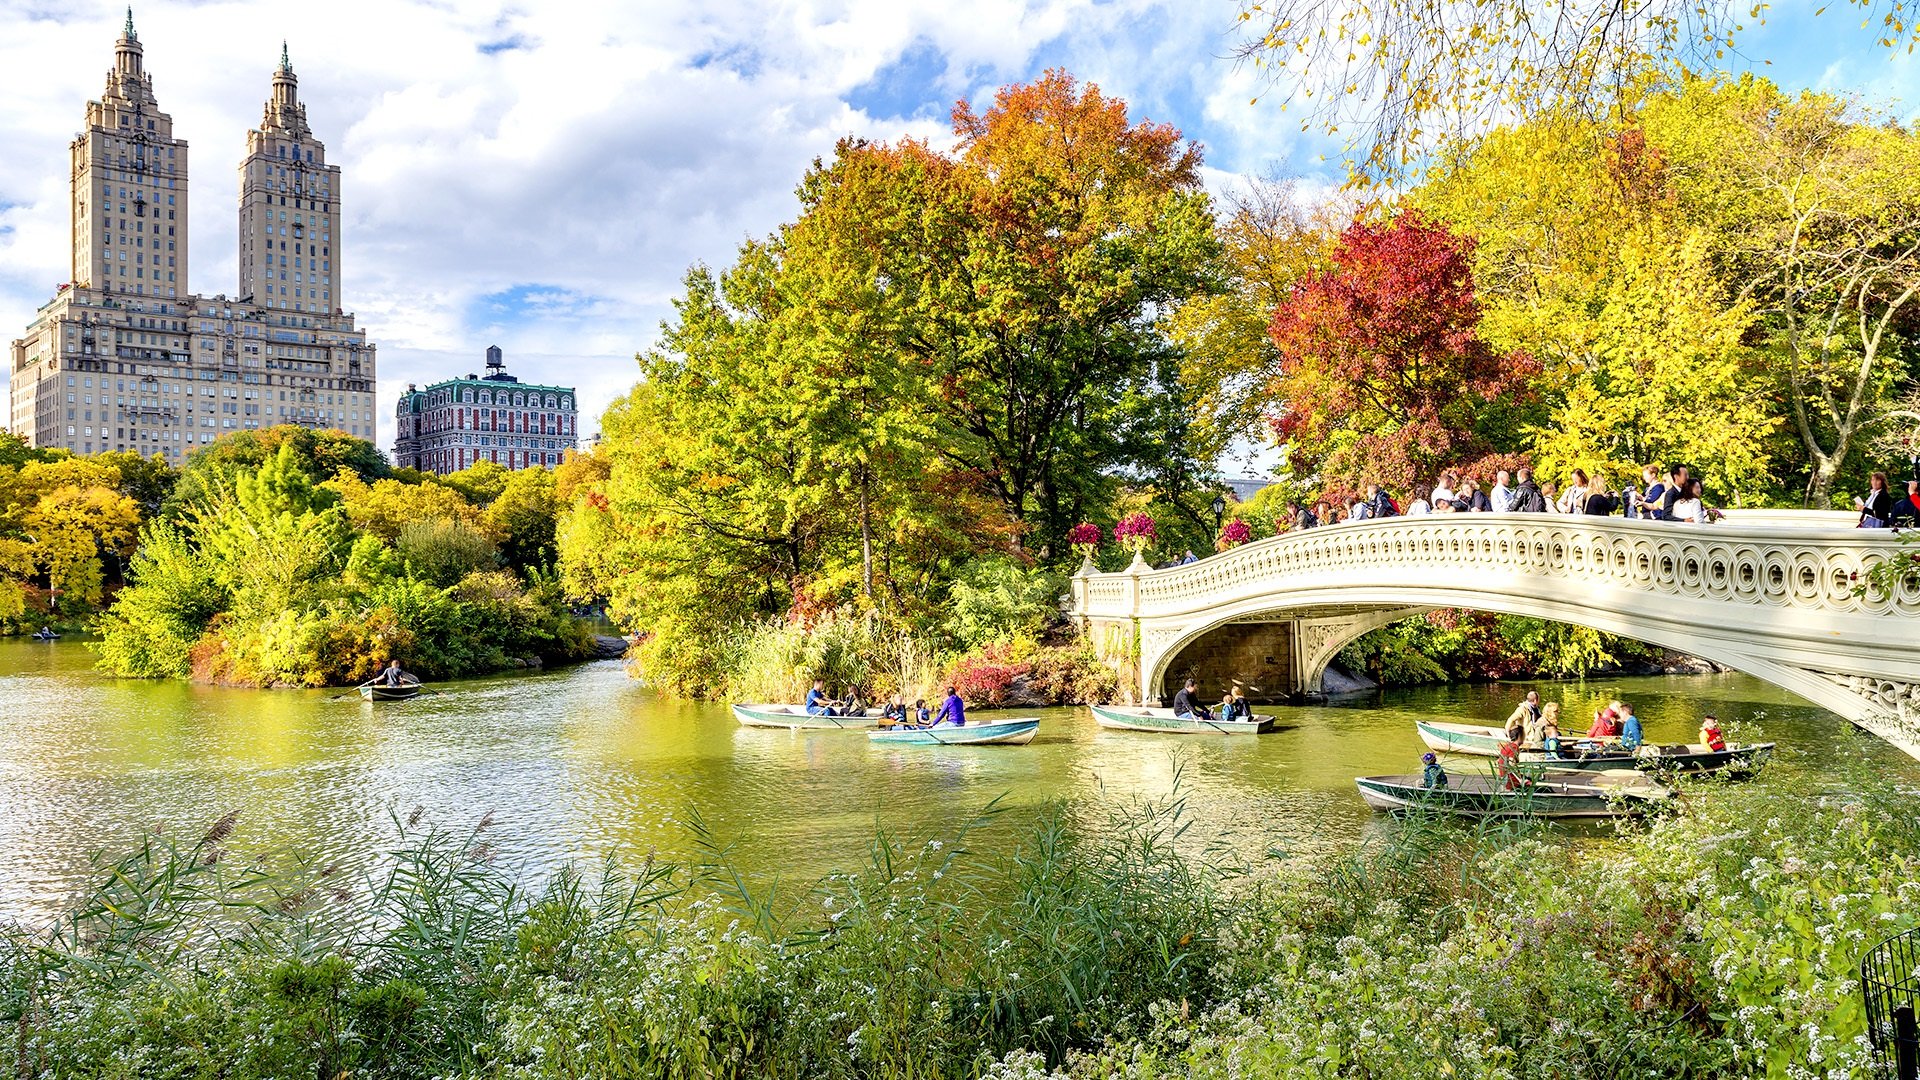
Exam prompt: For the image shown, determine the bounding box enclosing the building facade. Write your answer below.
[392,347,576,474]
[7,17,377,461]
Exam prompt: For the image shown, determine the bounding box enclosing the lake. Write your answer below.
[3,638,1916,924]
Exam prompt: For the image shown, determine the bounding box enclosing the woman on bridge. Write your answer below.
[1858,472,1897,528]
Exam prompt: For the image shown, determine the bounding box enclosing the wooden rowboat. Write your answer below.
[1520,741,1774,777]
[1415,719,1521,756]
[1354,771,1669,819]
[731,704,881,730]
[1415,719,1771,776]
[360,682,423,702]
[1090,704,1272,735]
[867,719,1039,746]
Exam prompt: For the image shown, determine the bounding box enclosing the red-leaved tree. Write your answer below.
[1266,212,1538,492]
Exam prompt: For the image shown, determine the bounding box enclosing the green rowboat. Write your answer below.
[867,719,1039,745]
[1090,704,1272,735]
[731,704,881,730]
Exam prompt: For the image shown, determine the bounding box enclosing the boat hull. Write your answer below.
[868,719,1039,746]
[360,684,422,701]
[1090,704,1272,735]
[1415,719,1513,756]
[732,704,881,730]
[1355,773,1667,818]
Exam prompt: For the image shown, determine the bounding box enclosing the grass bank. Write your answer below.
[4,767,1914,1078]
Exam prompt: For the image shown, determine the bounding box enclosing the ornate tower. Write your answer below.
[70,7,190,297]
[237,44,343,313]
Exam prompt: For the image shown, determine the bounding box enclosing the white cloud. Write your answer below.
[1,0,1330,453]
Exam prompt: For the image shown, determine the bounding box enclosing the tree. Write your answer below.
[166,426,386,517]
[1645,77,1920,505]
[871,70,1223,554]
[1231,0,1920,181]
[485,467,559,573]
[1266,211,1539,490]
[324,470,485,542]
[1529,231,1779,500]
[433,460,512,507]
[1167,175,1346,466]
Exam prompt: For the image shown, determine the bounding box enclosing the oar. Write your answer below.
[328,677,379,701]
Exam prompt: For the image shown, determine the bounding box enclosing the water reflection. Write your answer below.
[2,637,1916,923]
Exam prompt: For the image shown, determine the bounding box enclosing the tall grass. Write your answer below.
[5,774,1914,1078]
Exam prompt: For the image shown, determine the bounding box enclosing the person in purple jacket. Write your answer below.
[933,686,967,727]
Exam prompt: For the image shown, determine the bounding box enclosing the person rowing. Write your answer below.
[933,686,966,727]
[804,679,841,717]
[1172,677,1213,722]
[380,659,414,688]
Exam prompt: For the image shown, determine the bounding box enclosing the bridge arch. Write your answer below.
[1073,512,1920,760]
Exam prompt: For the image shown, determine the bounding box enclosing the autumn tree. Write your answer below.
[1232,0,1920,181]
[1168,174,1347,466]
[1266,212,1538,491]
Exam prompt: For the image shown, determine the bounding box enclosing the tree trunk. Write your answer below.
[858,467,874,599]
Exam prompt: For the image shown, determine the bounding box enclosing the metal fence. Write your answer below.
[1864,927,1920,1080]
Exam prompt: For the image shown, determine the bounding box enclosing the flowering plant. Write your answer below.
[1067,522,1102,559]
[1114,513,1157,555]
[1217,518,1253,550]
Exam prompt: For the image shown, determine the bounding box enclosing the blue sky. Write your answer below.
[0,1,1916,455]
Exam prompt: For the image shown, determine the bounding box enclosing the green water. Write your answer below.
[3,638,1916,923]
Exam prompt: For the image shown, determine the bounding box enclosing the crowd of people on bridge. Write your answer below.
[1284,463,1920,531]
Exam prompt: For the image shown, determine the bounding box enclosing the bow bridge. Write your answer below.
[1068,511,1920,760]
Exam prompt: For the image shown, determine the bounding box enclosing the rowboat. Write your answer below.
[1354,771,1669,818]
[731,704,881,730]
[1520,740,1774,776]
[1415,719,1771,776]
[1090,704,1272,735]
[867,718,1040,746]
[1415,719,1520,755]
[360,682,423,702]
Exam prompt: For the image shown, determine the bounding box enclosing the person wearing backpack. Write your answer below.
[1365,483,1398,519]
[1511,468,1548,513]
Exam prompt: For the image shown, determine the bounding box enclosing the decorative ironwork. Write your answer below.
[1865,927,1920,1079]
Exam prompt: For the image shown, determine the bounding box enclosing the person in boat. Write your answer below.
[1699,714,1727,753]
[842,688,867,717]
[805,680,840,717]
[880,695,907,727]
[932,686,967,727]
[380,659,412,688]
[1496,738,1534,791]
[1523,702,1553,750]
[1588,701,1622,740]
[1504,691,1542,743]
[1541,706,1562,758]
[1171,678,1213,722]
[1618,702,1644,751]
[913,698,932,727]
[1228,683,1250,721]
[1420,751,1448,789]
[1217,688,1238,721]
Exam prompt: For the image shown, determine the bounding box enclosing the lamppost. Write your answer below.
[1211,493,1226,538]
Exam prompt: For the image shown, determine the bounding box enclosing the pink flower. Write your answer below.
[1115,513,1158,554]
[1067,522,1102,555]
[1220,519,1253,547]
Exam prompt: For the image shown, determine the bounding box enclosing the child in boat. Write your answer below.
[1618,703,1644,751]
[1496,738,1534,791]
[879,696,907,727]
[1420,752,1448,789]
[1541,707,1562,758]
[1699,714,1727,752]
[912,699,932,727]
[1217,689,1238,721]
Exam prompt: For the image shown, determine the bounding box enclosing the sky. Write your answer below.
[0,1,1916,458]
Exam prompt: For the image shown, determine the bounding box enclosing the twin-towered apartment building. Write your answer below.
[6,14,574,475]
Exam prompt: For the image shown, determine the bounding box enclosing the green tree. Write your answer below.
[484,467,559,573]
